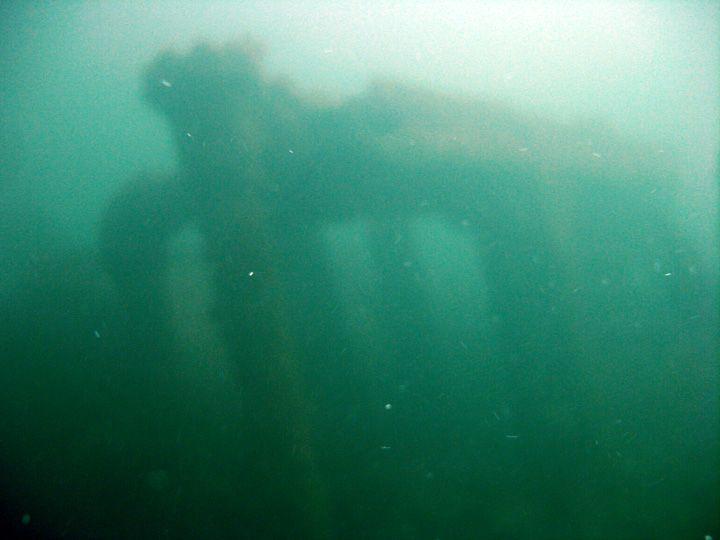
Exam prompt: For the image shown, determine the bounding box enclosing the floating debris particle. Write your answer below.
[21,514,30,525]
[94,330,101,338]
[160,79,172,87]
[385,403,392,410]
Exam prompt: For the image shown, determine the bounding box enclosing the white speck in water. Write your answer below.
[160,79,172,87]
[518,147,528,153]
[21,514,30,525]
[402,261,413,268]
[705,535,712,540]
[385,403,392,410]
[94,330,100,338]
[592,152,601,158]
[380,445,391,450]
[600,277,610,286]
[248,271,254,277]
[505,435,519,439]
[288,149,294,154]
[186,132,192,138]
[323,48,334,54]
[664,272,672,277]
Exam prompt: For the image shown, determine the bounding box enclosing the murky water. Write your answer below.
[1,3,717,539]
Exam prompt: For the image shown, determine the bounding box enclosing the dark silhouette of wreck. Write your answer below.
[95,41,716,538]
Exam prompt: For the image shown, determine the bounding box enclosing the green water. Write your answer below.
[1,3,718,539]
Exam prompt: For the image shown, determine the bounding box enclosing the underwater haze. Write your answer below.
[0,2,718,539]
